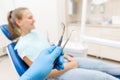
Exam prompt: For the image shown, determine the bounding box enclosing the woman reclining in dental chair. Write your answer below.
[7,7,120,80]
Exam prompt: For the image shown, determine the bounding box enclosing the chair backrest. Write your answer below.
[6,42,29,76]
[0,24,29,76]
[114,75,120,79]
[0,24,12,40]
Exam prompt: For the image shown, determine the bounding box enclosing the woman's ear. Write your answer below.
[15,19,21,26]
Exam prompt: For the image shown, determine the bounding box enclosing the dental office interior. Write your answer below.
[0,0,120,80]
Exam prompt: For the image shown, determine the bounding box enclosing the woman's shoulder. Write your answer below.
[14,36,28,50]
[14,32,35,50]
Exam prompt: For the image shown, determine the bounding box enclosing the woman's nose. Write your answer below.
[33,19,35,23]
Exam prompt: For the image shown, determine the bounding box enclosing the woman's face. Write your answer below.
[17,9,35,34]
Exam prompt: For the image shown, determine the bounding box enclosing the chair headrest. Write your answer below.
[0,24,12,40]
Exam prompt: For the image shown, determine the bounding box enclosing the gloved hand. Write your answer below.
[19,46,64,80]
[53,55,64,70]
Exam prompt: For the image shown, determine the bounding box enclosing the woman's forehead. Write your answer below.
[22,10,32,17]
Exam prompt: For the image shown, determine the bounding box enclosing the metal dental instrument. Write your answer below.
[62,30,74,49]
[58,23,74,49]
[54,22,74,67]
[57,22,65,46]
[54,22,65,67]
[57,22,74,49]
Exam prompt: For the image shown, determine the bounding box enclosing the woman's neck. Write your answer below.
[21,30,30,37]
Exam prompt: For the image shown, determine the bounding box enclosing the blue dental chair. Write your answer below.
[0,24,29,76]
[0,24,120,79]
[0,24,12,40]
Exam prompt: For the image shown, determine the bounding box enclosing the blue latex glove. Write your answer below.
[19,46,64,80]
[53,55,64,70]
[51,44,64,70]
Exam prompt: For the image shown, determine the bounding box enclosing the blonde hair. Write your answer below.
[7,7,28,40]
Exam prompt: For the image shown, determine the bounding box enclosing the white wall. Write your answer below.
[0,0,14,49]
[14,0,59,43]
[0,0,15,24]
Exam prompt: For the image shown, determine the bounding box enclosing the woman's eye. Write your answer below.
[28,16,33,19]
[29,17,32,19]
